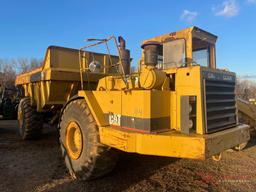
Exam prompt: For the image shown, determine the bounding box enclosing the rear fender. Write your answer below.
[78,91,108,127]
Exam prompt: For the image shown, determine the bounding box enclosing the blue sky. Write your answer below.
[0,0,256,77]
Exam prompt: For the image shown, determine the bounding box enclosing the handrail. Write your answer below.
[78,35,126,90]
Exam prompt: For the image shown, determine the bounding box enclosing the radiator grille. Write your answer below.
[204,78,237,133]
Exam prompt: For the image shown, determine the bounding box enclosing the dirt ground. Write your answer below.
[0,120,256,192]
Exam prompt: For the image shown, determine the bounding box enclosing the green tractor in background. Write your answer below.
[0,85,20,120]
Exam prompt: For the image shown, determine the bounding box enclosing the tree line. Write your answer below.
[237,78,256,101]
[0,58,42,87]
[0,58,255,100]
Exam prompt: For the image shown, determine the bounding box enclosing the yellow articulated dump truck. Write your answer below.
[16,26,250,180]
[238,98,256,132]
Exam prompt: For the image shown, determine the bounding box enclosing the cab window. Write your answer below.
[192,48,209,67]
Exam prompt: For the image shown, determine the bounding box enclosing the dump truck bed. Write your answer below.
[15,46,119,111]
[237,98,256,130]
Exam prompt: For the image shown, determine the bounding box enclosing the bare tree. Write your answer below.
[237,78,256,100]
[0,59,16,87]
[15,58,42,73]
[0,58,42,88]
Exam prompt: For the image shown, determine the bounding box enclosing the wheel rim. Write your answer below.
[65,121,83,160]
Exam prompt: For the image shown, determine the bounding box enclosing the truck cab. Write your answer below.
[82,26,250,161]
[139,26,240,135]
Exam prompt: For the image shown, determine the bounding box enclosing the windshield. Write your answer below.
[192,49,209,67]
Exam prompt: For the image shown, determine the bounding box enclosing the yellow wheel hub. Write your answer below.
[66,121,83,160]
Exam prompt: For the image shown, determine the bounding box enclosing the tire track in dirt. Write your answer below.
[0,120,256,192]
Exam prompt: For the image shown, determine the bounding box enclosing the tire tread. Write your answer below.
[59,98,118,180]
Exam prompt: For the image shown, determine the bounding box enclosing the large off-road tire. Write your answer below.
[17,97,43,140]
[59,98,119,180]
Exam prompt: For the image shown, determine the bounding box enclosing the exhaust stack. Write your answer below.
[118,36,130,75]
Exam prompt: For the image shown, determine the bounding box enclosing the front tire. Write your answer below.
[59,98,118,180]
[17,97,43,140]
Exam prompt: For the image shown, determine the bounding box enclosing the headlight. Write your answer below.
[89,60,102,73]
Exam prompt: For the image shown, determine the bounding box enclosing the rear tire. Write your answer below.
[18,97,43,140]
[59,98,119,180]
